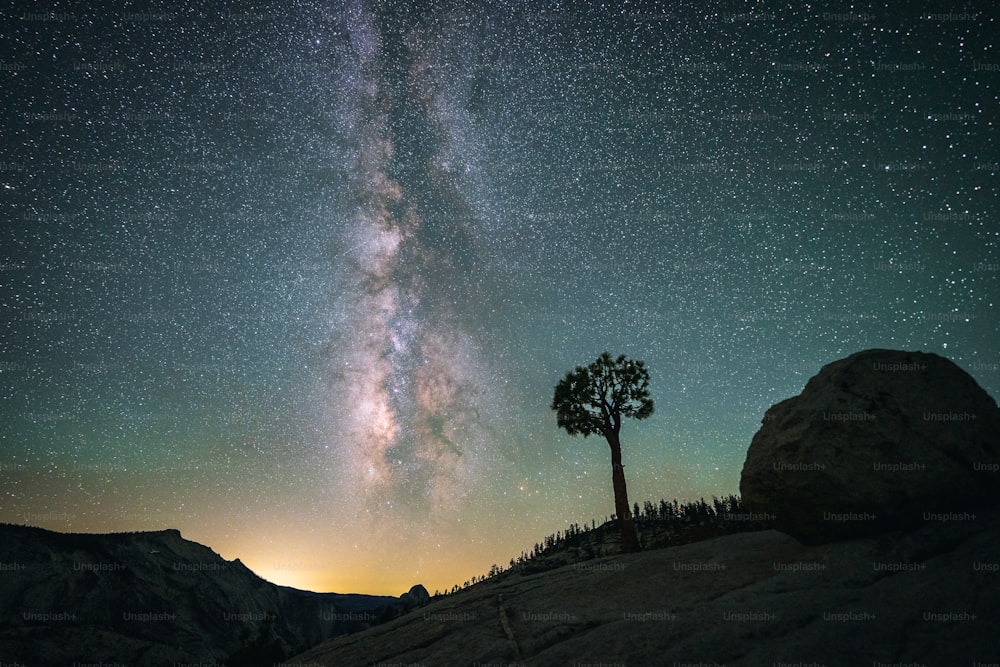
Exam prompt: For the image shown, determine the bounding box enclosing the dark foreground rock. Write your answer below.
[741,349,1000,543]
[0,524,423,666]
[284,509,1000,666]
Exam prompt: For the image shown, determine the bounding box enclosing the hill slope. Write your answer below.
[286,509,1000,666]
[0,524,416,666]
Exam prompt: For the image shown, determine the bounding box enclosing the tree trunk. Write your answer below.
[606,430,640,553]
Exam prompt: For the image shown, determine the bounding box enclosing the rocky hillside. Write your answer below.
[285,508,1000,666]
[0,524,427,666]
[491,496,771,582]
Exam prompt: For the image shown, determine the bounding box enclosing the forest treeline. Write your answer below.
[433,494,770,597]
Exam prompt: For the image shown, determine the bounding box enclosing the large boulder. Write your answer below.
[740,348,1000,543]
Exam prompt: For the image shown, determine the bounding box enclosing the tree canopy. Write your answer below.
[551,352,654,438]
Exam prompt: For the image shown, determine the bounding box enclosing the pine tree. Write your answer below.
[551,353,653,554]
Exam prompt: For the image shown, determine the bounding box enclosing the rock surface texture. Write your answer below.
[285,509,1000,666]
[740,348,1000,543]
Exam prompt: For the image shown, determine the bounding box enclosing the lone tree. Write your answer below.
[551,352,653,553]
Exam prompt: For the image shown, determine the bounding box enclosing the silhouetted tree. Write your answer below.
[551,352,653,553]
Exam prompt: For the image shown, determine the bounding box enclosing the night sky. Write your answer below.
[1,0,997,596]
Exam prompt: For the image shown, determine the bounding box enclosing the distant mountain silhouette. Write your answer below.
[0,524,428,666]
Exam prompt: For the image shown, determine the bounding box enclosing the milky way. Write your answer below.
[322,2,500,519]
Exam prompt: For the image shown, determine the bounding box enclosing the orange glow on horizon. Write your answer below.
[234,544,503,597]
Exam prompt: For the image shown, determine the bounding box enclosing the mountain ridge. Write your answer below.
[0,522,428,666]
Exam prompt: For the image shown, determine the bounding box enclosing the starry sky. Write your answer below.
[1,0,997,596]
